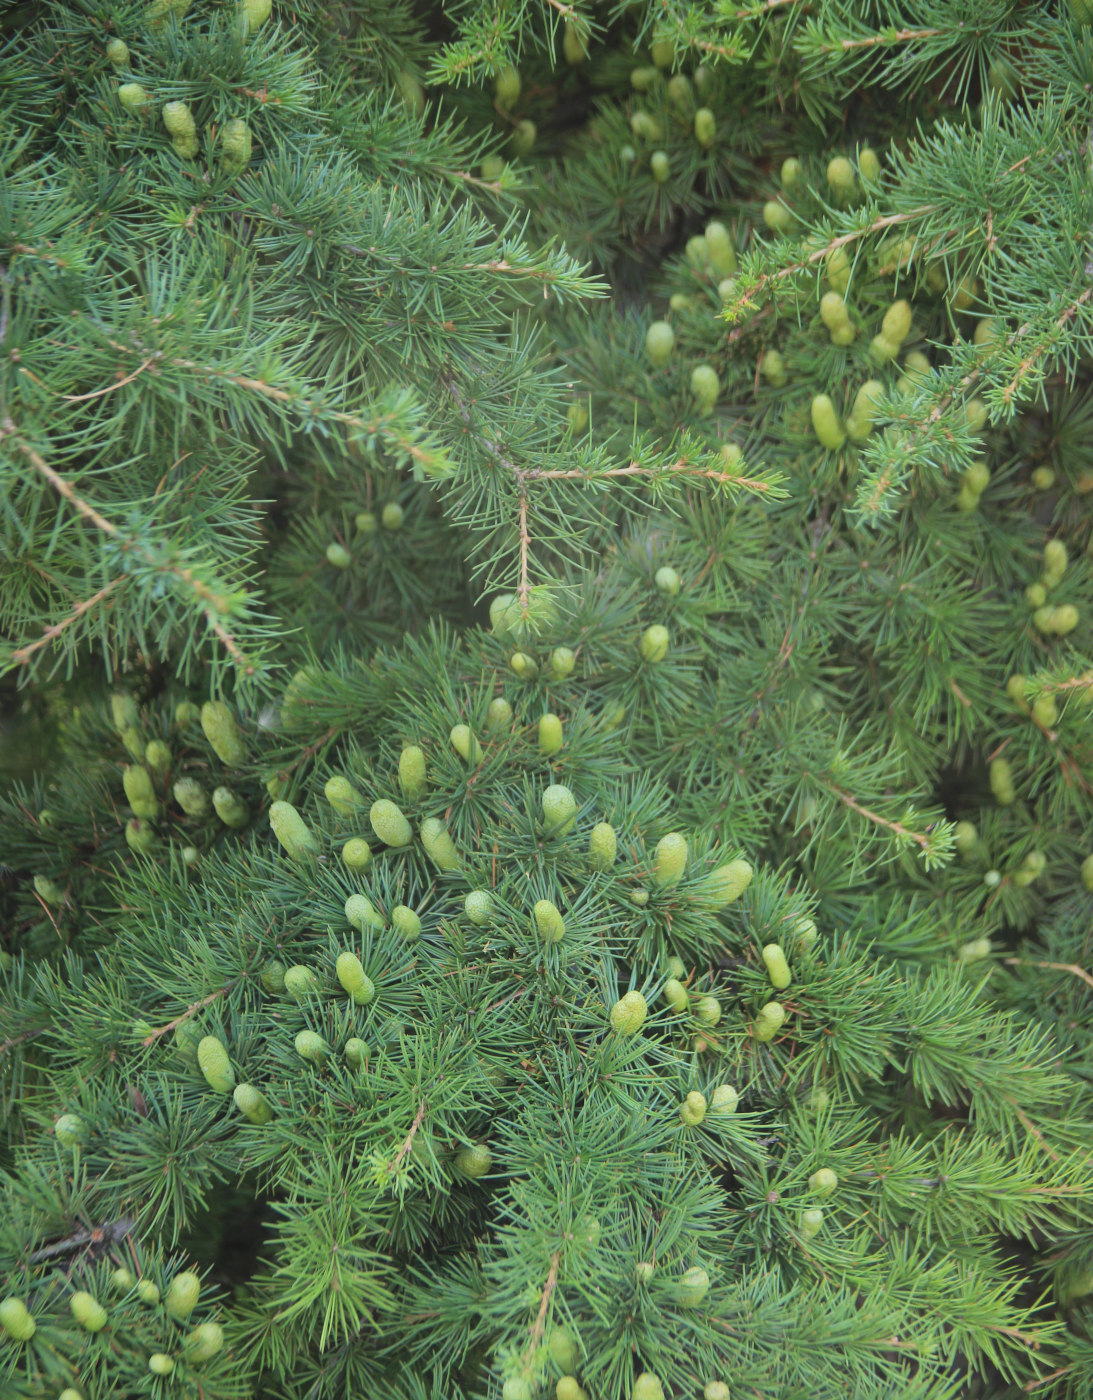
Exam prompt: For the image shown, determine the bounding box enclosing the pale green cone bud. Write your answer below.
[165,1271,200,1320]
[542,783,577,835]
[137,1279,161,1305]
[663,978,688,1012]
[455,1143,492,1178]
[680,1090,707,1126]
[800,1208,824,1239]
[763,200,795,233]
[201,701,246,766]
[106,38,130,66]
[421,817,460,871]
[753,1001,786,1042]
[162,101,196,143]
[538,713,564,754]
[809,1167,838,1196]
[112,1267,135,1292]
[119,82,151,112]
[705,221,736,276]
[345,894,385,932]
[284,965,318,1001]
[703,859,752,905]
[640,624,669,662]
[34,875,65,905]
[655,565,681,595]
[55,1113,88,1147]
[811,394,846,450]
[233,1084,274,1124]
[953,821,978,856]
[125,818,157,852]
[2,1297,37,1342]
[219,117,252,174]
[630,888,649,906]
[450,724,483,765]
[609,990,647,1035]
[1082,853,1093,891]
[503,1381,532,1400]
[149,1354,175,1375]
[355,509,377,534]
[381,501,404,530]
[762,944,792,989]
[181,845,200,866]
[549,647,576,679]
[342,838,372,872]
[588,821,616,869]
[174,777,209,817]
[958,936,993,961]
[123,764,160,820]
[694,107,716,147]
[183,1321,224,1363]
[260,959,286,993]
[336,951,375,1003]
[486,697,513,732]
[392,905,422,941]
[370,799,412,848]
[534,898,565,943]
[645,321,675,367]
[548,1328,579,1373]
[295,1030,327,1063]
[198,1036,235,1093]
[510,652,537,678]
[324,775,365,815]
[175,700,200,727]
[794,918,819,952]
[399,745,427,800]
[465,890,492,925]
[691,364,720,414]
[240,0,272,33]
[666,955,686,978]
[634,1374,666,1400]
[709,1083,738,1115]
[557,1379,588,1400]
[678,1265,710,1305]
[653,832,687,887]
[989,757,1016,806]
[344,1037,367,1069]
[144,740,171,773]
[70,1291,108,1331]
[705,1385,730,1400]
[696,995,721,1026]
[270,800,318,858]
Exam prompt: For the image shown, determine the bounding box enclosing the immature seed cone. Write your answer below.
[680,1091,707,1126]
[640,624,669,662]
[233,1084,274,1124]
[284,964,318,1000]
[269,800,319,859]
[370,799,413,848]
[705,1384,731,1400]
[240,0,273,33]
[633,1374,666,1400]
[538,712,564,755]
[325,775,365,815]
[534,898,566,943]
[336,951,375,1004]
[184,1321,224,1363]
[762,943,792,989]
[486,697,513,731]
[542,783,578,835]
[450,724,483,764]
[55,1113,88,1147]
[392,905,422,941]
[550,646,576,679]
[464,890,492,925]
[295,1030,327,1063]
[421,817,460,871]
[663,978,688,1013]
[165,1270,200,1320]
[197,1036,235,1093]
[709,1083,739,1115]
[148,1354,176,1375]
[106,38,130,66]
[212,786,249,828]
[753,1001,786,1042]
[695,995,721,1026]
[200,700,246,766]
[653,832,687,887]
[548,1328,579,1372]
[588,821,617,869]
[800,1207,824,1239]
[342,838,372,872]
[399,745,427,800]
[70,1290,108,1331]
[345,894,385,931]
[455,1143,492,1179]
[610,990,647,1035]
[344,1037,367,1069]
[678,1264,710,1305]
[645,321,675,367]
[137,1279,161,1305]
[809,1167,839,1196]
[219,117,252,173]
[0,1298,36,1342]
[174,777,209,817]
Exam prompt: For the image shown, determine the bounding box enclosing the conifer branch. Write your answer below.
[524,1251,561,1363]
[393,1101,429,1168]
[8,579,127,668]
[140,979,247,1046]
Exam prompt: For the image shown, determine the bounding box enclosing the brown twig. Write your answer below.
[826,783,931,851]
[393,1100,428,1169]
[141,979,244,1046]
[523,1251,561,1363]
[1003,958,1093,993]
[9,578,126,666]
